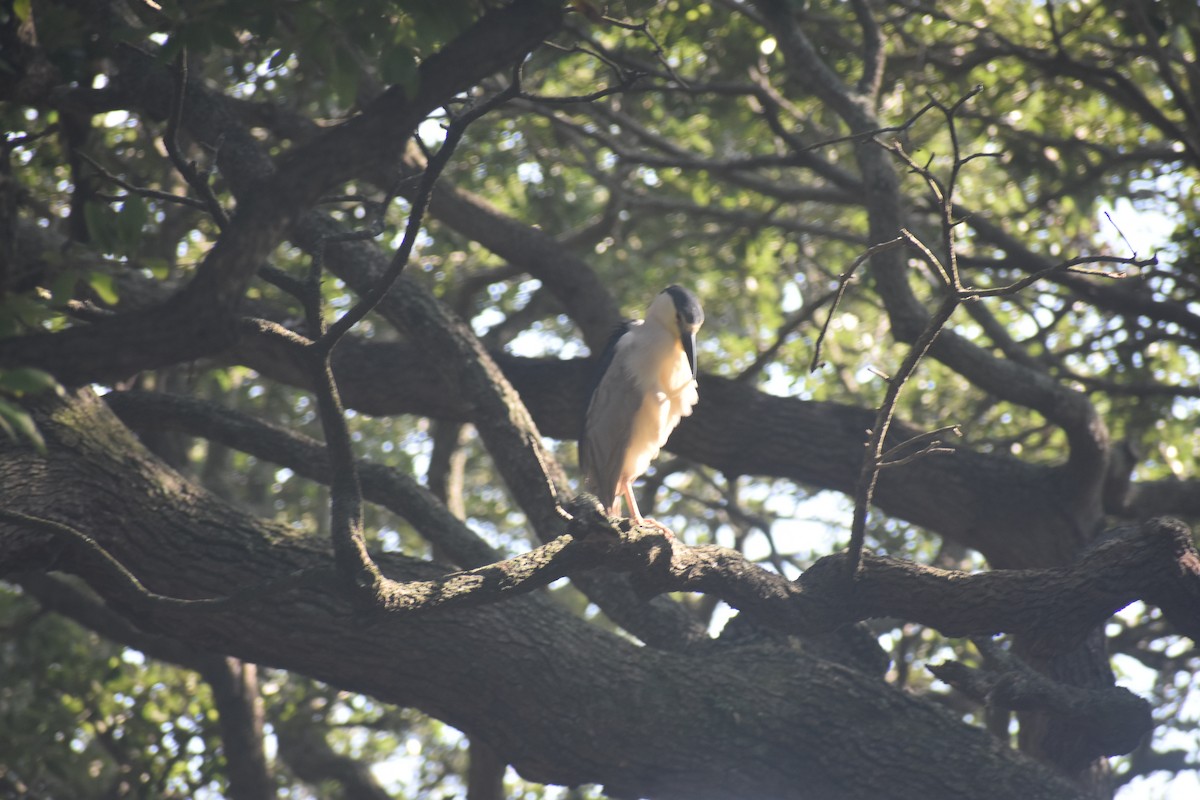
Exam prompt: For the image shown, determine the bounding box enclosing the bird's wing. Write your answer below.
[580,323,640,507]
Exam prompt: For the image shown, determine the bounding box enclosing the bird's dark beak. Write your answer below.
[683,330,697,379]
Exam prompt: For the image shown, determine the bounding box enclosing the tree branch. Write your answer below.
[224,330,1141,569]
[930,638,1152,760]
[0,0,565,384]
[0,388,1173,799]
[105,389,502,569]
[7,393,1199,657]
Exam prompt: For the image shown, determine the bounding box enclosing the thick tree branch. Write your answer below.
[930,640,1152,761]
[230,333,1103,569]
[9,393,1200,657]
[0,0,565,385]
[9,28,699,647]
[287,215,706,648]
[0,389,1180,800]
[105,390,502,570]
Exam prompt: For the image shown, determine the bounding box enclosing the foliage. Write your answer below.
[2,0,1198,797]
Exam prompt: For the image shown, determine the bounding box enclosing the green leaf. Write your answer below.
[0,368,63,397]
[13,0,31,23]
[142,258,171,280]
[84,202,118,254]
[87,271,120,306]
[0,294,54,336]
[380,42,419,95]
[0,398,45,451]
[47,270,79,307]
[116,197,147,254]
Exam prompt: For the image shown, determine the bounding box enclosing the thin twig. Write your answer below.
[0,508,331,616]
[810,236,905,372]
[879,424,962,464]
[865,365,892,382]
[164,48,230,229]
[879,443,957,469]
[600,16,688,88]
[5,125,59,147]
[900,227,952,287]
[76,151,209,211]
[517,74,646,106]
[738,285,838,382]
[962,253,1152,299]
[1103,211,1139,258]
[843,84,1152,579]
[315,82,521,356]
[847,294,959,577]
[303,74,522,597]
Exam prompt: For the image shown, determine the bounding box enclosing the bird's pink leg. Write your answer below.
[606,492,622,518]
[623,481,674,537]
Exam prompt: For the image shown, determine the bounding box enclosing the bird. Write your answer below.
[580,285,704,530]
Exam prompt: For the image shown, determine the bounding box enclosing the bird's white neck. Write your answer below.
[625,320,690,396]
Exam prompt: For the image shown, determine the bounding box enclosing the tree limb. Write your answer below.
[0,390,1175,800]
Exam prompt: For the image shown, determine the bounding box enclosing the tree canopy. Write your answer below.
[2,0,1199,798]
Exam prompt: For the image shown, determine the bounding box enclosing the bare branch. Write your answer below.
[6,492,1199,663]
[164,49,230,230]
[76,151,210,211]
[292,76,522,597]
[960,254,1153,299]
[847,294,958,576]
[810,236,905,372]
[929,638,1152,759]
[0,507,332,619]
[104,389,501,570]
[316,79,520,356]
[849,0,885,99]
[879,425,962,468]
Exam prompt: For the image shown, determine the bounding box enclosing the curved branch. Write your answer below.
[14,488,1197,658]
[401,142,623,353]
[964,215,1200,343]
[104,390,502,570]
[0,0,565,385]
[2,392,1197,800]
[930,641,1152,760]
[752,0,1113,527]
[230,333,1096,569]
[0,390,1095,800]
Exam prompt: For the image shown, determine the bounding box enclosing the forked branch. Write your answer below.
[842,91,1155,576]
[4,501,1197,673]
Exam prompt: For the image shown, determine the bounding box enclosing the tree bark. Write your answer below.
[0,390,1095,800]
[226,333,1120,569]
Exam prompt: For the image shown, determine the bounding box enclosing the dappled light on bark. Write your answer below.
[2,0,1199,798]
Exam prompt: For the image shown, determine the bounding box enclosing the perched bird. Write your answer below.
[580,285,704,529]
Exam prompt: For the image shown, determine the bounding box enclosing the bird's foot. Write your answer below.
[634,517,675,538]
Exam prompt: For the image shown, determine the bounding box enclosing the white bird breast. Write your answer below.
[618,322,699,480]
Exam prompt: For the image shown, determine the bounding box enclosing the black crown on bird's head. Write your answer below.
[662,285,704,329]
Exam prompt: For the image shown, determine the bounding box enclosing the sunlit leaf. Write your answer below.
[0,367,63,397]
[87,271,119,306]
[0,398,44,450]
